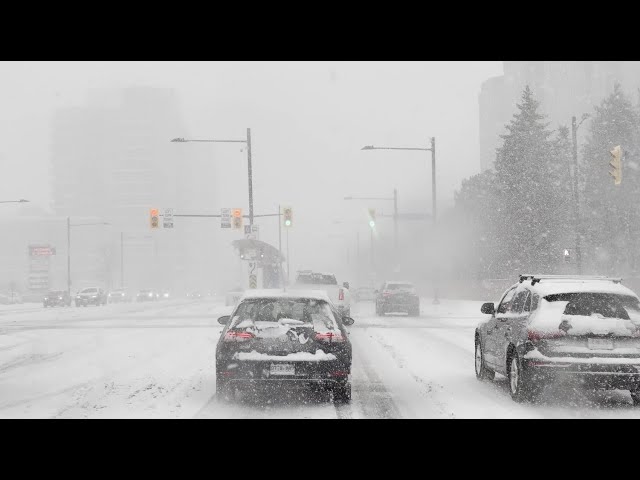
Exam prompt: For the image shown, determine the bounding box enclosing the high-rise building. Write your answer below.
[479,62,640,172]
[50,86,219,292]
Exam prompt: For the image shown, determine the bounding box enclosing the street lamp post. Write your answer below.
[361,138,439,304]
[171,129,254,226]
[571,114,590,275]
[67,217,111,297]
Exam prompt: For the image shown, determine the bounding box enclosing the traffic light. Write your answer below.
[368,208,376,228]
[609,145,622,185]
[232,208,243,230]
[283,207,292,227]
[150,208,159,229]
[564,249,570,263]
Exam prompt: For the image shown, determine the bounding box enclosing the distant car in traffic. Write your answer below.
[136,289,159,302]
[43,290,71,307]
[160,290,171,300]
[354,285,376,302]
[108,289,131,303]
[375,281,420,316]
[292,271,351,317]
[75,287,107,307]
[215,289,354,403]
[475,274,640,405]
[187,291,203,299]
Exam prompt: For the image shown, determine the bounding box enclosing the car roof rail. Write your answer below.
[519,274,622,285]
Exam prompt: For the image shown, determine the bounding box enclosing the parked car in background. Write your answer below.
[75,287,107,307]
[160,290,171,300]
[215,289,354,403]
[108,289,131,303]
[475,274,640,405]
[354,285,376,302]
[136,289,159,302]
[43,290,71,307]
[375,281,420,316]
[292,271,351,317]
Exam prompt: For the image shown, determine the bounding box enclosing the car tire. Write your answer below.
[507,350,540,403]
[376,304,384,317]
[475,338,495,381]
[333,381,351,404]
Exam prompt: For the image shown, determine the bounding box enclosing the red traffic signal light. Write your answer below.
[150,208,159,229]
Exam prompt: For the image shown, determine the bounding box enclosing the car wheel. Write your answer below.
[332,381,351,404]
[507,350,540,403]
[475,337,495,381]
[376,304,384,316]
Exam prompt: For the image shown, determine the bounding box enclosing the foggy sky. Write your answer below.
[0,61,503,279]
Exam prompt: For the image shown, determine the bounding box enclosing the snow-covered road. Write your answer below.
[1,298,639,418]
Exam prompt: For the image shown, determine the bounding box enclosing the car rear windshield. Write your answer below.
[387,283,414,290]
[544,292,640,320]
[295,274,337,285]
[81,288,97,293]
[230,298,337,330]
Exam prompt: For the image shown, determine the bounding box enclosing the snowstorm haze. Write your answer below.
[0,61,502,290]
[7,61,640,419]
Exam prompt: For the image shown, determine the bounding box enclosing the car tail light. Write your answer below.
[382,290,391,297]
[328,370,349,377]
[223,330,255,342]
[527,329,567,342]
[338,288,344,301]
[315,332,345,344]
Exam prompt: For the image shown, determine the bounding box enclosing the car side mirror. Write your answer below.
[481,302,495,315]
[343,282,350,289]
[342,316,355,326]
[217,315,231,325]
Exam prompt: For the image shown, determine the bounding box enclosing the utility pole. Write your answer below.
[286,227,290,283]
[67,216,71,297]
[120,231,124,288]
[393,188,398,251]
[430,137,437,225]
[370,228,374,269]
[247,128,254,226]
[572,115,583,274]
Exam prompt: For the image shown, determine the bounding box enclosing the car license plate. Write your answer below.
[270,363,295,376]
[588,338,614,350]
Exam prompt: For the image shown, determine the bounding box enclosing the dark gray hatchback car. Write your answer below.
[475,275,640,404]
[215,290,354,403]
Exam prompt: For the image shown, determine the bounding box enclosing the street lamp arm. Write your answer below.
[0,199,30,204]
[344,196,394,201]
[362,146,431,152]
[71,222,111,227]
[171,137,246,144]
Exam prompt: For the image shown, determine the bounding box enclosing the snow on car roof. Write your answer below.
[239,289,332,302]
[523,279,638,298]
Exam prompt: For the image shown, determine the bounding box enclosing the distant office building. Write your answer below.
[50,87,222,292]
[479,61,640,172]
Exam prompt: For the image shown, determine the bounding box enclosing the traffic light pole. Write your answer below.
[247,128,254,226]
[67,216,71,297]
[572,116,583,274]
[120,231,124,288]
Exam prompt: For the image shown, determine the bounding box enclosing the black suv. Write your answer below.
[215,291,354,403]
[475,274,640,404]
[43,290,71,307]
[375,281,420,316]
[75,287,107,307]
